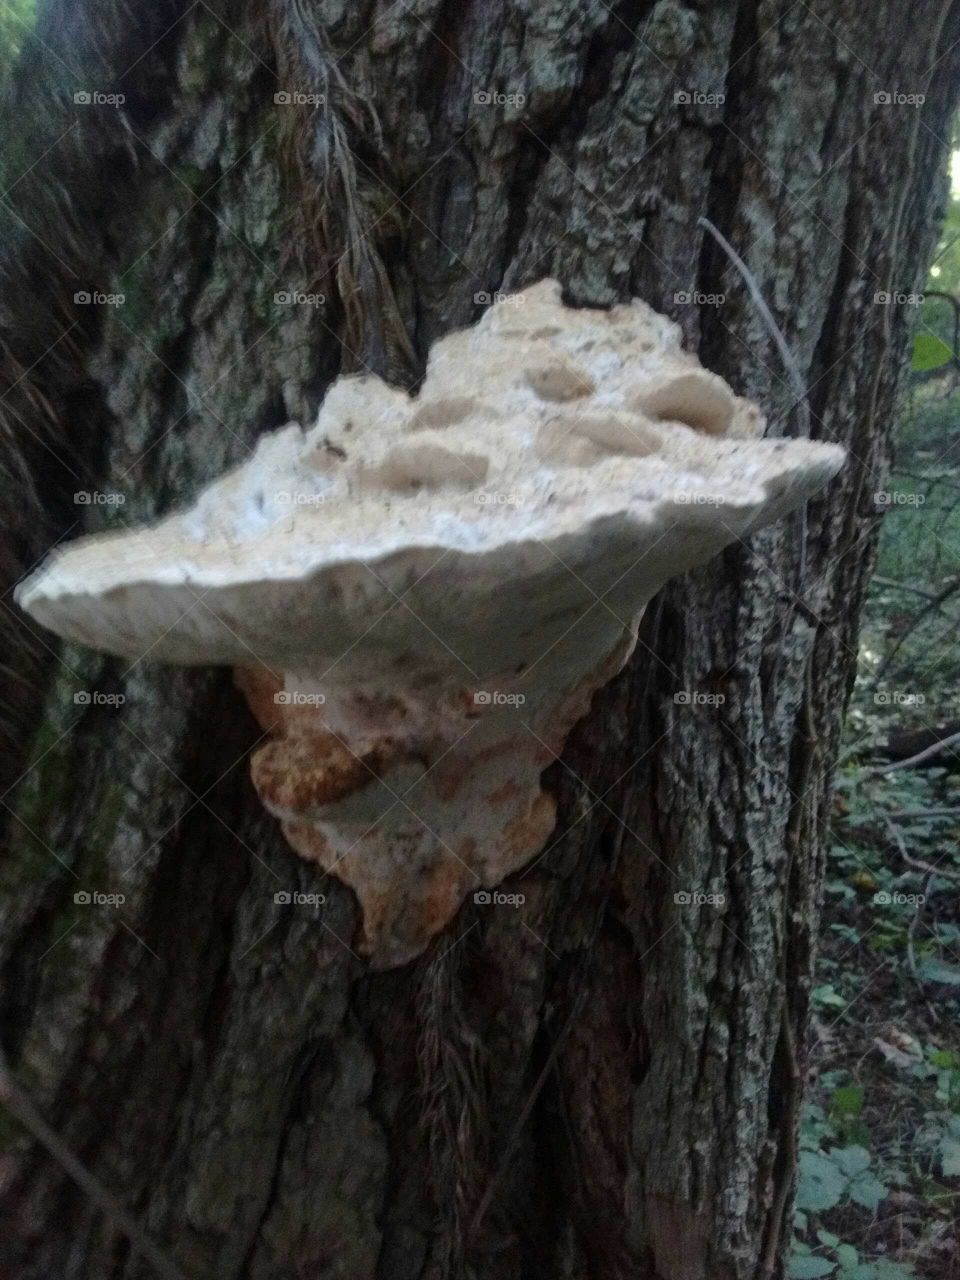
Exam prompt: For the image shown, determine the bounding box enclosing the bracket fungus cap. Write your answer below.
[17,280,845,966]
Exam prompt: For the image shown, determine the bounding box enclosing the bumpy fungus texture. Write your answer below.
[17,281,845,967]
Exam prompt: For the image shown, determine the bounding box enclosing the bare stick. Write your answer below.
[866,729,960,774]
[0,1052,197,1280]
[697,215,810,439]
[871,575,942,601]
[467,986,587,1243]
[868,807,960,821]
[881,814,960,882]
[697,214,813,607]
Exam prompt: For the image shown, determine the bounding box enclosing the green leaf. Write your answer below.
[940,1136,960,1177]
[848,1172,887,1211]
[912,333,953,371]
[832,1146,871,1177]
[832,1087,864,1118]
[788,1258,837,1279]
[813,985,847,1009]
[837,1243,859,1268]
[872,1262,916,1279]
[918,959,960,985]
[796,1152,846,1212]
[817,1229,841,1248]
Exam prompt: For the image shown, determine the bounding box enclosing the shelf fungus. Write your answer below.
[16,280,845,967]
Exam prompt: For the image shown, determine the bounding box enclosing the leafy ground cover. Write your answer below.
[792,292,960,1278]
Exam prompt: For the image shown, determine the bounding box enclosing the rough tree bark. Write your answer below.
[0,2,957,1278]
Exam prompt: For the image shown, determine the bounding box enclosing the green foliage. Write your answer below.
[796,293,960,1259]
[796,1146,887,1215]
[789,1257,837,1278]
[911,332,953,372]
[790,1234,917,1280]
[0,0,36,81]
[917,958,960,986]
[940,1117,960,1176]
[928,195,960,296]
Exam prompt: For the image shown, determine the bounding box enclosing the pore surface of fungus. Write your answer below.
[17,281,845,967]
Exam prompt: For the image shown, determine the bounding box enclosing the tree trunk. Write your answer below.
[0,2,957,1278]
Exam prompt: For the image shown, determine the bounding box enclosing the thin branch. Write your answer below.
[893,469,960,495]
[870,806,960,821]
[697,215,810,439]
[873,577,960,682]
[466,986,587,1244]
[871,575,941,601]
[881,814,960,882]
[0,1051,197,1280]
[865,728,960,774]
[881,818,944,1022]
